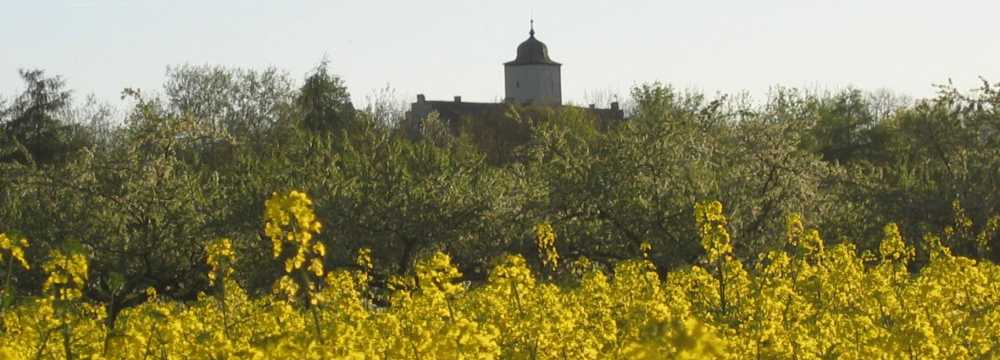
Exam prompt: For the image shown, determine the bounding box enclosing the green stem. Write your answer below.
[311,306,323,343]
[141,322,157,360]
[1,255,14,331]
[62,318,74,360]
[3,256,12,299]
[33,325,54,360]
[298,267,324,343]
[445,295,462,356]
[218,277,232,340]
[717,257,728,316]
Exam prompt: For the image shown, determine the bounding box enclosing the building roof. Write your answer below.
[407,97,624,128]
[504,26,560,66]
[415,100,507,122]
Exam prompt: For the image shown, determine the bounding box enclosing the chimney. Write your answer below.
[417,94,426,103]
[611,102,619,110]
[454,96,462,103]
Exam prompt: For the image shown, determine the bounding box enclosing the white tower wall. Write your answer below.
[504,64,561,106]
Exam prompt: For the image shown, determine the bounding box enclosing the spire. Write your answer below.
[529,19,535,37]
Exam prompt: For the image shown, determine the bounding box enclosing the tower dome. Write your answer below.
[506,32,560,65]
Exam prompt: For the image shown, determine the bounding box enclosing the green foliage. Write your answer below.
[0,70,92,166]
[296,59,356,133]
[1,89,233,326]
[164,64,296,137]
[2,65,1000,327]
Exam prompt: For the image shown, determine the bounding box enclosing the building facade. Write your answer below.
[406,23,623,129]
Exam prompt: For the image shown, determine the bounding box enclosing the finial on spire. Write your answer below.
[529,19,535,37]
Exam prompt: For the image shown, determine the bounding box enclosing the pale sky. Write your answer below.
[2,0,998,108]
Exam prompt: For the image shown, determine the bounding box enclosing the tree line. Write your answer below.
[1,63,998,324]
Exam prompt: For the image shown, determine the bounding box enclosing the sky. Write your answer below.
[2,0,999,109]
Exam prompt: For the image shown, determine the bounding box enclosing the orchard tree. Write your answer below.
[0,90,232,326]
[164,64,296,137]
[0,69,89,166]
[296,59,356,133]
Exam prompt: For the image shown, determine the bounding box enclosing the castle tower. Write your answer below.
[504,21,561,105]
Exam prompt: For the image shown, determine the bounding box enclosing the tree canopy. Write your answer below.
[1,65,998,325]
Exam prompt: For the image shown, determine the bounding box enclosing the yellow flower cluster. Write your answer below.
[533,222,559,271]
[0,233,30,270]
[786,213,823,257]
[1,233,30,308]
[695,201,731,263]
[264,191,326,303]
[1,199,1000,359]
[945,200,997,256]
[206,238,235,285]
[41,250,88,302]
[880,223,914,264]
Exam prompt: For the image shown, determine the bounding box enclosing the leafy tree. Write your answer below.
[522,85,713,267]
[164,64,296,137]
[801,89,895,164]
[0,90,233,326]
[874,81,999,258]
[323,131,530,277]
[361,84,407,130]
[296,59,355,133]
[0,69,89,166]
